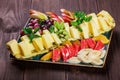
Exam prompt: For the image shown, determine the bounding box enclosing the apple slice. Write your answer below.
[29,9,48,20]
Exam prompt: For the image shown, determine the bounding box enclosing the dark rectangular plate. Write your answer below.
[9,18,113,68]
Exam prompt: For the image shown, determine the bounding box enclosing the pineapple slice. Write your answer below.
[98,16,111,32]
[21,35,35,51]
[6,39,21,56]
[80,22,90,39]
[19,41,32,57]
[43,30,54,43]
[87,13,103,33]
[42,34,53,49]
[64,23,71,37]
[69,26,81,40]
[51,33,62,45]
[97,10,115,28]
[89,19,101,37]
[32,38,44,51]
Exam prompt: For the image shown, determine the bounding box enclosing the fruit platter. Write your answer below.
[6,9,115,68]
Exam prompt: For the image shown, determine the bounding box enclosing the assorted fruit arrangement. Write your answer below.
[6,9,115,66]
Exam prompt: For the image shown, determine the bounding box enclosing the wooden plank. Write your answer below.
[0,0,32,80]
[97,0,120,80]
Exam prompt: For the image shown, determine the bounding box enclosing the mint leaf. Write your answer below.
[23,27,32,34]
[71,21,78,26]
[74,11,86,19]
[77,27,82,32]
[49,25,54,33]
[34,27,40,33]
[84,16,92,22]
[34,35,41,38]
[29,33,34,42]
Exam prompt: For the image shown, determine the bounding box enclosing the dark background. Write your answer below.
[0,0,120,80]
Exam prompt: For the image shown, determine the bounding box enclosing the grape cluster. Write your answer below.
[40,19,54,30]
[20,18,54,35]
[28,19,40,29]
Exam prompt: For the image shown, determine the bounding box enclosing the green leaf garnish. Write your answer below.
[71,21,78,26]
[34,27,40,33]
[84,16,92,22]
[23,27,32,34]
[49,25,55,33]
[77,27,82,32]
[23,27,41,42]
[71,11,92,32]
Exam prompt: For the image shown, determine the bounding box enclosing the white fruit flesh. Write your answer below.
[67,57,81,63]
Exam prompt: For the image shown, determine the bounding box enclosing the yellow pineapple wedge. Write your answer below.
[98,16,111,32]
[80,22,90,39]
[97,10,115,28]
[69,26,82,40]
[21,35,35,51]
[42,34,53,49]
[32,38,44,51]
[43,30,54,43]
[19,41,32,57]
[88,19,100,37]
[6,39,21,57]
[87,13,103,34]
[51,33,62,45]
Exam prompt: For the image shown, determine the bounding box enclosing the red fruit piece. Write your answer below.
[86,38,96,49]
[62,16,72,22]
[65,44,76,58]
[20,30,25,36]
[60,46,69,62]
[52,48,61,62]
[72,41,81,55]
[81,39,88,49]
[46,12,63,22]
[94,40,104,50]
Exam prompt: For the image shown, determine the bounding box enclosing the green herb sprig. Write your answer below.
[71,11,92,32]
[23,27,41,42]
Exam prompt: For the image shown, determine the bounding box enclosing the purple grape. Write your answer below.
[20,30,25,36]
[33,23,39,29]
[39,30,43,34]
[30,19,38,24]
[28,23,34,26]
[41,25,48,30]
[30,19,34,23]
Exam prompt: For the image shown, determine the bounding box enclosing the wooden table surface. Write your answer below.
[0,0,120,80]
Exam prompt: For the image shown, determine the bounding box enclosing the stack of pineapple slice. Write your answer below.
[6,10,115,59]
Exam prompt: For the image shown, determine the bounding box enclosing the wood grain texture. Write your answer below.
[0,0,120,80]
